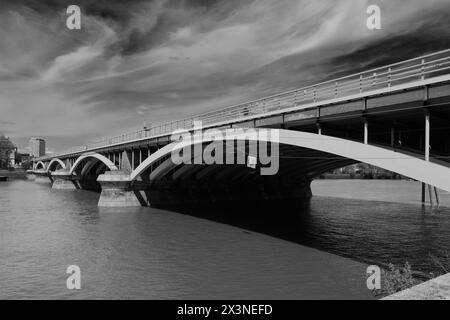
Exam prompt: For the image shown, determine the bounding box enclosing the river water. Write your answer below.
[1,179,450,299]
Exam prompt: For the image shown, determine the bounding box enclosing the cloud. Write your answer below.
[0,120,15,125]
[40,22,118,83]
[1,0,450,151]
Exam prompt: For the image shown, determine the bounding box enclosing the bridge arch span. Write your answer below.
[130,129,450,194]
[35,161,46,170]
[69,152,118,176]
[46,158,66,172]
[68,153,118,192]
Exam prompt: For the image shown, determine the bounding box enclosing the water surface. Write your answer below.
[2,179,450,299]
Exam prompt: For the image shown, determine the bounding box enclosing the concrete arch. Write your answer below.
[46,158,66,172]
[130,129,450,192]
[69,152,118,175]
[35,161,46,170]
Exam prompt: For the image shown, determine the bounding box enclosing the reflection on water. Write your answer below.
[187,194,450,276]
[1,179,449,299]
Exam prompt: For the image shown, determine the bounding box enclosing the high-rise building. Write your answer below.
[29,138,46,158]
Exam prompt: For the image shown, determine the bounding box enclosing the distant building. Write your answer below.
[29,138,46,158]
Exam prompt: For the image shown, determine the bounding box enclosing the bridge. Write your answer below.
[30,49,450,208]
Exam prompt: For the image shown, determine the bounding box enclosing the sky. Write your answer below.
[1,0,450,153]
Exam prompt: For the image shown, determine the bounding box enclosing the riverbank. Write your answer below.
[0,169,27,179]
[383,272,450,300]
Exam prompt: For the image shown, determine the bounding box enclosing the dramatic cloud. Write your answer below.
[1,0,450,152]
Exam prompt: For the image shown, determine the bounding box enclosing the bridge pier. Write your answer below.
[51,170,79,190]
[97,171,142,207]
[34,171,51,184]
[26,170,36,180]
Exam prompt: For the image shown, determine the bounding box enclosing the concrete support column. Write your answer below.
[425,112,430,162]
[65,159,71,171]
[51,170,79,190]
[121,150,133,174]
[422,110,438,206]
[424,112,430,204]
[97,171,142,207]
[316,123,322,135]
[131,149,135,170]
[423,112,430,204]
[364,119,369,145]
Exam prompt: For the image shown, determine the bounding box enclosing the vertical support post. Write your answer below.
[390,127,395,147]
[139,148,142,164]
[434,187,440,207]
[364,119,369,145]
[422,183,426,204]
[428,185,434,207]
[425,111,430,162]
[131,149,135,170]
[424,111,432,206]
[317,123,322,135]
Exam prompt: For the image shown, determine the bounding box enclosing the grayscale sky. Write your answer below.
[1,0,450,153]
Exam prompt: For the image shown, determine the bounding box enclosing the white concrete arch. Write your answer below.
[35,161,46,170]
[46,158,66,172]
[130,129,450,192]
[69,152,118,175]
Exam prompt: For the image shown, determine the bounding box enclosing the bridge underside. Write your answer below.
[132,144,356,207]
[284,93,450,170]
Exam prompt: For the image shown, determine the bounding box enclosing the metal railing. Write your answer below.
[46,49,450,159]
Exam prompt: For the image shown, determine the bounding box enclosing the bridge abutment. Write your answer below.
[97,171,143,207]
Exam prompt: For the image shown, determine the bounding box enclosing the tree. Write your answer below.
[0,134,16,169]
